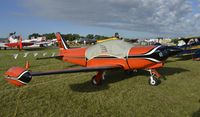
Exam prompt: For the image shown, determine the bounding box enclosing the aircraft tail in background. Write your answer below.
[8,35,18,43]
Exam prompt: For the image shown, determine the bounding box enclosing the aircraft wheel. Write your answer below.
[148,76,160,86]
[102,72,106,80]
[91,75,102,85]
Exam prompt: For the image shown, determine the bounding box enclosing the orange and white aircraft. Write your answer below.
[4,32,182,87]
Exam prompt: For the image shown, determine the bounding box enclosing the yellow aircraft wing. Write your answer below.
[97,37,118,43]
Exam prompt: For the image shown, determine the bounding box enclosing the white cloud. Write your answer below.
[20,0,200,37]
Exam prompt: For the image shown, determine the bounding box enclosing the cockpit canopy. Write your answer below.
[86,40,133,59]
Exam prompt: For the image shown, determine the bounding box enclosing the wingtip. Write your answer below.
[4,66,32,87]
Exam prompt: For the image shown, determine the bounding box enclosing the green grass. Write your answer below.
[0,48,200,117]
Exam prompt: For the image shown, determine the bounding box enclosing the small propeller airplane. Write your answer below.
[4,32,182,87]
[177,38,200,54]
[1,32,34,50]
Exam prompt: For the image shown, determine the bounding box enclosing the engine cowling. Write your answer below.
[4,67,32,87]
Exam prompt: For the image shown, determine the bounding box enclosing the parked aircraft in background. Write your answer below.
[23,36,51,47]
[4,32,182,87]
[77,38,97,44]
[0,38,8,50]
[0,32,56,50]
[97,32,121,43]
[192,51,200,60]
[6,33,34,49]
[97,37,118,43]
[0,32,34,50]
[177,37,200,60]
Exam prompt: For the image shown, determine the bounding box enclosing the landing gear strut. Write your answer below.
[147,69,161,86]
[91,71,105,85]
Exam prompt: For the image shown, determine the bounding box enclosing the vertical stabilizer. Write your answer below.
[55,32,70,50]
[8,34,18,43]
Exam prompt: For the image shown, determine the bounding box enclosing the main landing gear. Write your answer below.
[91,69,161,86]
[91,71,105,85]
[147,69,161,86]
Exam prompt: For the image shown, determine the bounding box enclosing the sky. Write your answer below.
[0,0,200,38]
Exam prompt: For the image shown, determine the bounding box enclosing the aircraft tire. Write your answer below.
[91,75,102,86]
[148,76,160,86]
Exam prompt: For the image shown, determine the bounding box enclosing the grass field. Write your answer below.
[0,48,200,117]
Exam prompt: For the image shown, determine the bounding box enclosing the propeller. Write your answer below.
[18,35,23,50]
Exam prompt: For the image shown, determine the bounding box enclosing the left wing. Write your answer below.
[36,56,63,60]
[5,65,123,86]
[31,65,122,76]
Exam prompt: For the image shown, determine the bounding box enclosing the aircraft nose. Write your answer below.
[166,46,183,57]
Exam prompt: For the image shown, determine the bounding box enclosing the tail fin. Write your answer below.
[55,32,70,49]
[8,35,18,43]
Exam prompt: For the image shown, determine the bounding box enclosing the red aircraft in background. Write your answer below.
[4,32,182,87]
[1,32,34,50]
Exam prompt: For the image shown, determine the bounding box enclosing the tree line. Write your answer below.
[28,33,110,41]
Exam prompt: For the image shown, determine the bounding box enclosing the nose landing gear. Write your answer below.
[147,69,161,86]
